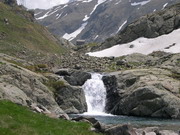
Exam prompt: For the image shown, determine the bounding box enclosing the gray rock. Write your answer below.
[158,130,179,135]
[103,68,180,119]
[54,83,87,113]
[55,68,71,76]
[98,3,180,50]
[72,116,98,124]
[0,58,64,115]
[35,0,180,44]
[64,70,91,86]
[105,124,137,135]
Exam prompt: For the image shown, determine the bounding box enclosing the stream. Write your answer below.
[71,73,180,130]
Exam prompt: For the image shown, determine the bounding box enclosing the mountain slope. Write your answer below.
[0,2,67,61]
[35,0,180,44]
[94,2,180,50]
[87,28,180,57]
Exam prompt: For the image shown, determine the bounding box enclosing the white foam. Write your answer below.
[82,73,107,114]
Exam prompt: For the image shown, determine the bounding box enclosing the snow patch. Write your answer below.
[131,0,151,6]
[162,3,168,9]
[63,22,88,41]
[87,28,180,57]
[116,20,127,33]
[85,0,107,20]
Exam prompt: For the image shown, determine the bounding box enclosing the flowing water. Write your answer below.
[79,73,180,130]
[82,73,106,115]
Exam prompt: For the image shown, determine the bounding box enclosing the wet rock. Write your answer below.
[59,113,70,120]
[103,68,180,119]
[72,116,98,125]
[158,130,179,135]
[55,69,71,76]
[105,124,137,135]
[64,70,91,86]
[54,83,87,114]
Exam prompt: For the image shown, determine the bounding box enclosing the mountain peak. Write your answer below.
[35,0,180,44]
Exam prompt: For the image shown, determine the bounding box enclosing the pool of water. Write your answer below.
[70,114,180,130]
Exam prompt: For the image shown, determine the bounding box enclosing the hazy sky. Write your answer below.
[17,0,70,9]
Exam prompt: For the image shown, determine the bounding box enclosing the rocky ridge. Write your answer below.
[96,2,180,50]
[103,53,180,119]
[35,0,180,44]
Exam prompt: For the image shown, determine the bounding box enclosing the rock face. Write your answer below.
[54,82,87,113]
[63,70,91,86]
[0,54,88,115]
[105,124,137,135]
[97,3,180,50]
[0,56,64,115]
[54,69,89,113]
[35,0,180,44]
[103,68,180,119]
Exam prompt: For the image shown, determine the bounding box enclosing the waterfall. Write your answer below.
[82,73,107,115]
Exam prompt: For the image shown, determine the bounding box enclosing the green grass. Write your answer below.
[44,80,67,92]
[0,3,66,56]
[0,100,101,135]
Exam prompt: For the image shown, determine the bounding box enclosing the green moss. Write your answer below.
[24,64,48,73]
[3,59,23,67]
[45,80,66,92]
[0,61,5,64]
[85,43,98,47]
[0,100,101,135]
[50,80,66,89]
[169,73,180,80]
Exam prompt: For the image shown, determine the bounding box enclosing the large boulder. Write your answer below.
[105,124,137,135]
[54,81,87,114]
[103,68,180,119]
[62,70,91,86]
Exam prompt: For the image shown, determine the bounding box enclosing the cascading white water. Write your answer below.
[82,73,107,115]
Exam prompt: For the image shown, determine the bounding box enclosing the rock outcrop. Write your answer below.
[0,56,64,115]
[64,71,91,86]
[0,54,88,115]
[97,3,180,50]
[35,0,180,43]
[103,67,180,119]
[54,81,87,114]
[54,69,89,113]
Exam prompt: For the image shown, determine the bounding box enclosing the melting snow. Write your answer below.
[83,15,90,21]
[87,28,180,57]
[116,20,127,33]
[94,35,99,40]
[87,0,107,19]
[63,0,107,40]
[63,22,88,41]
[131,0,151,6]
[35,5,67,20]
[56,12,63,19]
[163,3,168,9]
[115,0,121,5]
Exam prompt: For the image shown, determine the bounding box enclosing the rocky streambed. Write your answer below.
[71,115,180,135]
[0,52,180,134]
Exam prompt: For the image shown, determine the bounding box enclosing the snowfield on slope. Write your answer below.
[87,28,180,57]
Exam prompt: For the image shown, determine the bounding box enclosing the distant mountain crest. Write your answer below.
[35,0,180,44]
